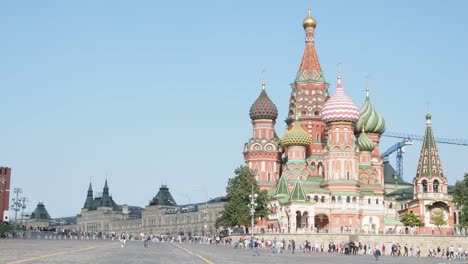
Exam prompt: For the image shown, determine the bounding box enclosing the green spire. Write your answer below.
[415,113,444,178]
[289,178,307,201]
[83,182,95,209]
[275,175,289,197]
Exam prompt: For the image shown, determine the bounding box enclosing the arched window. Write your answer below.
[433,180,439,193]
[422,180,428,193]
[346,196,351,203]
[376,199,379,204]
[346,171,350,180]
[389,202,393,209]
[368,198,371,204]
[338,196,342,203]
[314,195,319,202]
[321,196,325,203]
[352,197,357,203]
[332,196,336,203]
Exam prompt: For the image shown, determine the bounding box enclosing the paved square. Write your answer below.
[0,239,466,264]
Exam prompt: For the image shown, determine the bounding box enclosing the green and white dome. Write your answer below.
[355,92,386,135]
[357,129,375,152]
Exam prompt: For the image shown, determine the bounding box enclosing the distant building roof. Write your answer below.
[149,185,177,206]
[30,202,52,220]
[383,161,412,185]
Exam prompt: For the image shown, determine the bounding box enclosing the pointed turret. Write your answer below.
[289,179,307,201]
[415,113,445,179]
[287,7,329,125]
[103,179,109,195]
[83,182,95,210]
[275,175,290,197]
[297,8,323,81]
[100,179,112,207]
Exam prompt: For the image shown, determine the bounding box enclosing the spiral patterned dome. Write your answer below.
[281,120,311,147]
[355,94,386,135]
[357,129,375,152]
[249,83,278,121]
[321,76,360,124]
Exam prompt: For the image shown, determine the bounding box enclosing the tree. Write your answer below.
[453,173,468,228]
[0,223,12,237]
[215,166,269,233]
[401,212,424,227]
[431,210,447,234]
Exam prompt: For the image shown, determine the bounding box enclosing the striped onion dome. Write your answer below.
[355,90,386,135]
[357,128,375,152]
[321,76,360,124]
[249,82,278,121]
[281,120,311,147]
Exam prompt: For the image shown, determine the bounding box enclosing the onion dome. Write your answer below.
[357,128,375,152]
[321,76,360,123]
[355,87,386,135]
[281,120,311,147]
[303,8,317,29]
[426,112,432,125]
[249,82,278,121]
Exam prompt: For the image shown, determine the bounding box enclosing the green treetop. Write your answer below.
[215,166,269,233]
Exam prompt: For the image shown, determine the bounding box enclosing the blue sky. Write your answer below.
[1,1,467,217]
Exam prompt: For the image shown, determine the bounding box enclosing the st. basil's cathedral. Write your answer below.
[243,9,456,235]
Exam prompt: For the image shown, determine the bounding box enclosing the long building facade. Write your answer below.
[76,182,224,237]
[244,9,456,235]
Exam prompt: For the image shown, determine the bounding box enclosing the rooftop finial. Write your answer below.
[261,67,266,90]
[337,62,342,85]
[365,75,369,97]
[303,7,317,29]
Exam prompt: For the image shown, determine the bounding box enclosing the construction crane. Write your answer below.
[383,131,468,146]
[381,131,468,180]
[380,138,413,179]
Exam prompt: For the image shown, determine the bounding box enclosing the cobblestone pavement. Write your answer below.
[1,240,467,264]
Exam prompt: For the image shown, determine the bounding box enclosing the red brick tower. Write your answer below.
[285,8,329,180]
[0,167,12,222]
[244,82,282,189]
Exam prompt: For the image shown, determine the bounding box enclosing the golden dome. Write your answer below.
[303,8,317,29]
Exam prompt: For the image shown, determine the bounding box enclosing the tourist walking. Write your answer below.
[291,239,296,254]
[120,233,127,248]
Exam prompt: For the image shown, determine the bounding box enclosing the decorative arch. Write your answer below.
[433,179,439,193]
[422,180,428,193]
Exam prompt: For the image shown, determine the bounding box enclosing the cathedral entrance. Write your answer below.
[314,214,329,232]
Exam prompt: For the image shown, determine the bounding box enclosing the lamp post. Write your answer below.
[20,197,28,227]
[203,202,208,240]
[248,185,258,237]
[10,188,22,236]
